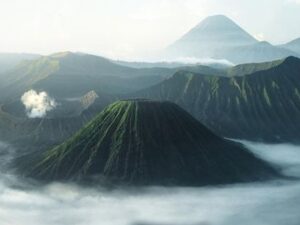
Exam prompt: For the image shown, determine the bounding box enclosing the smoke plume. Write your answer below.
[21,90,57,118]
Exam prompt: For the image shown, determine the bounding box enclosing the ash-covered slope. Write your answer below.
[222,41,298,64]
[166,15,257,59]
[25,100,276,186]
[133,57,300,143]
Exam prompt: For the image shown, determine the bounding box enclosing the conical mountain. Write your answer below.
[165,15,298,63]
[181,15,257,46]
[166,15,257,59]
[26,100,276,186]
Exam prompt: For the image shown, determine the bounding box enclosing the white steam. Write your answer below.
[21,90,57,118]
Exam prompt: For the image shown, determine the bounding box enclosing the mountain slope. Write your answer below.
[166,15,257,59]
[24,100,276,185]
[0,52,229,103]
[222,41,298,64]
[280,38,300,55]
[0,52,177,102]
[132,57,300,143]
[0,53,40,74]
[165,15,298,64]
[226,58,285,76]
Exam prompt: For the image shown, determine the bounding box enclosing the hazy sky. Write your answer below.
[1,0,300,59]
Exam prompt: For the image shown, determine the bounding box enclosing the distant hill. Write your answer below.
[0,52,227,103]
[0,52,177,101]
[280,38,300,55]
[0,53,40,73]
[221,41,298,64]
[131,57,300,143]
[165,15,299,64]
[22,100,276,185]
[166,15,257,59]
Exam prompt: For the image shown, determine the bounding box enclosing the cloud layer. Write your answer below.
[0,141,300,225]
[21,90,57,118]
[165,57,235,66]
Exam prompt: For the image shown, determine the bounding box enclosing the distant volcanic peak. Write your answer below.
[166,13,296,64]
[191,14,256,40]
[168,14,257,58]
[196,14,238,28]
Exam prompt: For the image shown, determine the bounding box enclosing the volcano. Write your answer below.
[165,15,298,64]
[166,15,257,59]
[26,100,276,185]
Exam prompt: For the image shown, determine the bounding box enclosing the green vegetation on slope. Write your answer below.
[24,100,277,186]
[132,57,300,143]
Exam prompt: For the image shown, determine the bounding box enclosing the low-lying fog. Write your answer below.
[0,140,299,225]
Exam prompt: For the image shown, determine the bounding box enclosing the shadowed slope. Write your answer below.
[26,100,276,186]
[132,57,300,143]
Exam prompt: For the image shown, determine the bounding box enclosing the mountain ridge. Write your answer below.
[130,57,300,143]
[165,15,299,64]
[0,52,177,101]
[280,37,300,55]
[22,100,277,185]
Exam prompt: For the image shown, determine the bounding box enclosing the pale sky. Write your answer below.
[1,0,300,59]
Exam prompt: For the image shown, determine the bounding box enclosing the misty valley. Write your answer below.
[1,141,300,225]
[1,8,300,225]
